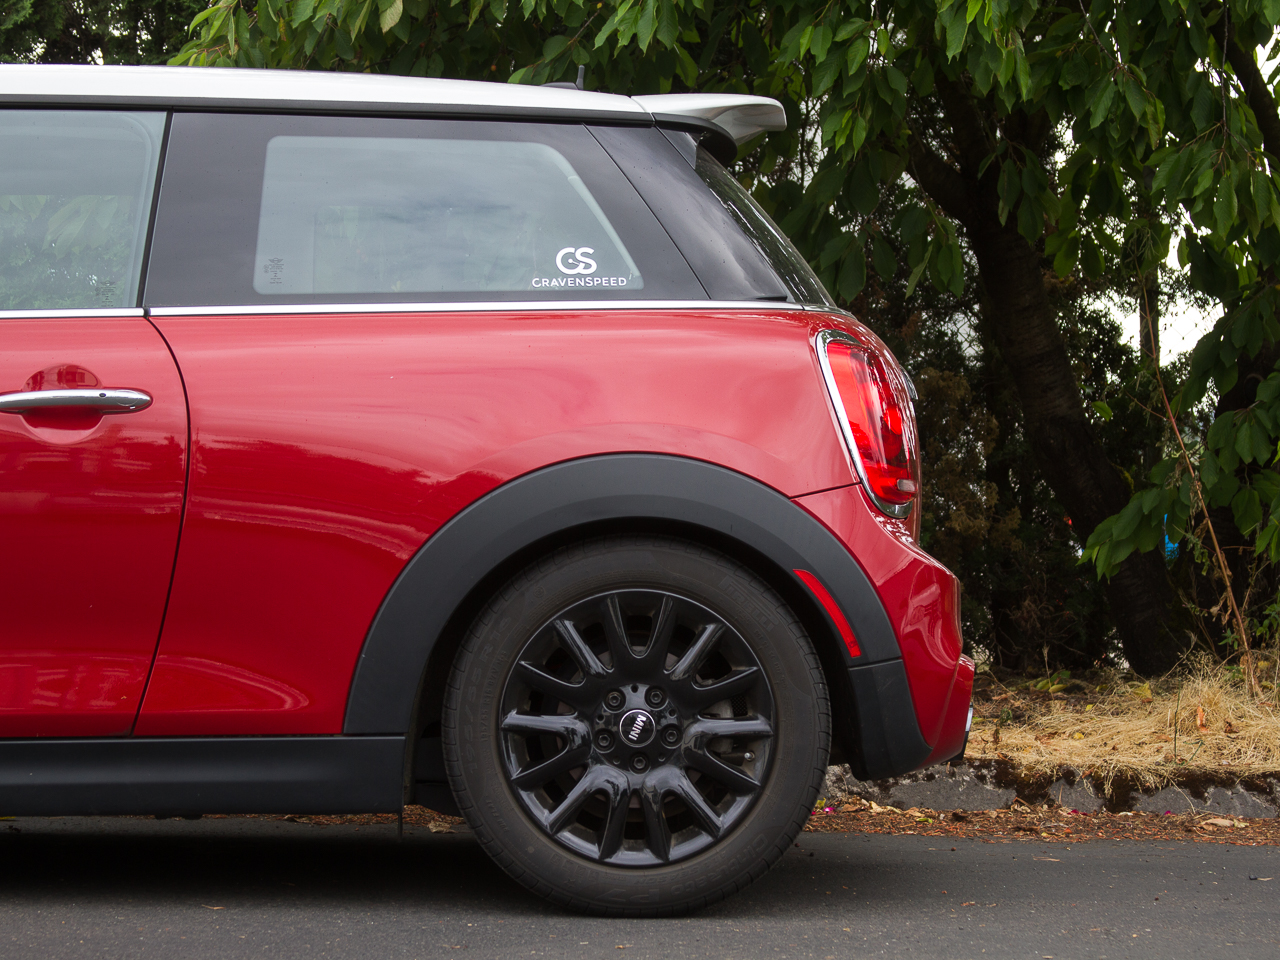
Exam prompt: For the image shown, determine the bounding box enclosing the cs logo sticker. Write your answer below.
[556,246,597,275]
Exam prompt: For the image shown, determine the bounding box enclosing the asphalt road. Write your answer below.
[0,816,1275,960]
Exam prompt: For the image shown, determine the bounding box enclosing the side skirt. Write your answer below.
[0,736,405,817]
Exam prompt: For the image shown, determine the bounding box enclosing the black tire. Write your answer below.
[442,536,830,916]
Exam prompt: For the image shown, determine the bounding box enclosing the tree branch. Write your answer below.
[1213,8,1280,159]
[903,129,977,226]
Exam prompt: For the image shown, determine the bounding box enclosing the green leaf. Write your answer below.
[1053,232,1080,276]
[1081,235,1104,279]
[945,8,968,59]
[1214,174,1238,237]
[542,34,569,59]
[379,0,402,31]
[846,35,869,74]
[655,0,678,48]
[810,24,832,63]
[1122,75,1145,120]
[1088,80,1117,129]
[905,254,928,296]
[1092,399,1113,420]
[1233,487,1264,534]
[291,0,317,28]
[837,241,867,300]
[997,162,1021,225]
[871,235,897,279]
[1111,499,1145,541]
[636,0,656,51]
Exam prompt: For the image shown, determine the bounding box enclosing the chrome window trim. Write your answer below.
[813,328,914,520]
[146,300,810,317]
[0,308,145,320]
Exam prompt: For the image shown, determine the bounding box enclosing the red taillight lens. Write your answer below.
[819,334,919,514]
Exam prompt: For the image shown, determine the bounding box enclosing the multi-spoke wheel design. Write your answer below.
[499,590,774,866]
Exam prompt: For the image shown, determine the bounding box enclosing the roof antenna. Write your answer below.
[541,65,587,90]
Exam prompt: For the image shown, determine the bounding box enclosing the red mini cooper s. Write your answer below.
[0,64,973,915]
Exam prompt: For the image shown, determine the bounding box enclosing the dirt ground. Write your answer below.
[801,796,1280,846]
[199,800,1280,848]
[962,662,1280,797]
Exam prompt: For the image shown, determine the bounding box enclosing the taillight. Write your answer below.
[816,329,919,518]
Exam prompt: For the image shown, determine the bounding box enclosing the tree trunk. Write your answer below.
[964,216,1187,674]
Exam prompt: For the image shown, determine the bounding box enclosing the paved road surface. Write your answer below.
[0,816,1275,959]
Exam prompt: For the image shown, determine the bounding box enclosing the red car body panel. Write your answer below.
[793,482,969,750]
[136,308,854,735]
[0,316,186,737]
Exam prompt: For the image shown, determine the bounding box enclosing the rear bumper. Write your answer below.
[840,653,974,779]
[922,654,975,767]
[794,484,972,779]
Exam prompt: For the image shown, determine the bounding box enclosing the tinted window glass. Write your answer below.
[693,147,835,308]
[255,136,642,297]
[0,110,165,310]
[590,125,788,303]
[146,114,703,307]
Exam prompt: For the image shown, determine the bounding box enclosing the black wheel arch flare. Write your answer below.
[344,454,932,780]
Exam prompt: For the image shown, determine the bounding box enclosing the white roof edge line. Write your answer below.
[0,65,788,142]
[0,64,649,116]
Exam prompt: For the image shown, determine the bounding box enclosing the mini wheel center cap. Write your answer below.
[619,708,657,747]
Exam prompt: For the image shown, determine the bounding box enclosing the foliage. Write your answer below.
[0,192,142,309]
[1,0,206,64]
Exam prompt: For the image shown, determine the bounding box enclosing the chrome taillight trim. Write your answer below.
[146,300,810,317]
[814,328,915,520]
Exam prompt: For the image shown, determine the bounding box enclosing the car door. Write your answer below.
[0,110,185,737]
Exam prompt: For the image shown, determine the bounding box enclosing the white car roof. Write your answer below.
[0,64,785,144]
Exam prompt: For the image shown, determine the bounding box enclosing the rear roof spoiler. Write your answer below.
[632,93,787,147]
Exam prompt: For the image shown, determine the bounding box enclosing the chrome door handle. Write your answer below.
[0,388,153,414]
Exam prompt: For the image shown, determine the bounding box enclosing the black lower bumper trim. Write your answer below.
[0,736,405,816]
[844,660,932,780]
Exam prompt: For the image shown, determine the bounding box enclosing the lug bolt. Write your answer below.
[596,731,614,750]
[604,690,625,710]
[645,687,665,707]
[661,726,681,747]
[630,754,649,772]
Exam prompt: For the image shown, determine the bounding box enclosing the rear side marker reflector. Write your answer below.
[794,569,862,658]
[815,329,920,519]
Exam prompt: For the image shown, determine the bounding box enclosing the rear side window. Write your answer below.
[0,110,165,311]
[693,147,834,309]
[255,136,641,297]
[146,114,703,307]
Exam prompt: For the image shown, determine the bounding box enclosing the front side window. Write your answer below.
[694,147,835,308]
[254,137,642,297]
[0,110,165,311]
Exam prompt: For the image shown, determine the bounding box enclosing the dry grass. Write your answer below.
[966,656,1280,796]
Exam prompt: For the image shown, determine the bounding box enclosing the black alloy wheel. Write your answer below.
[443,536,830,916]
[498,589,774,866]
